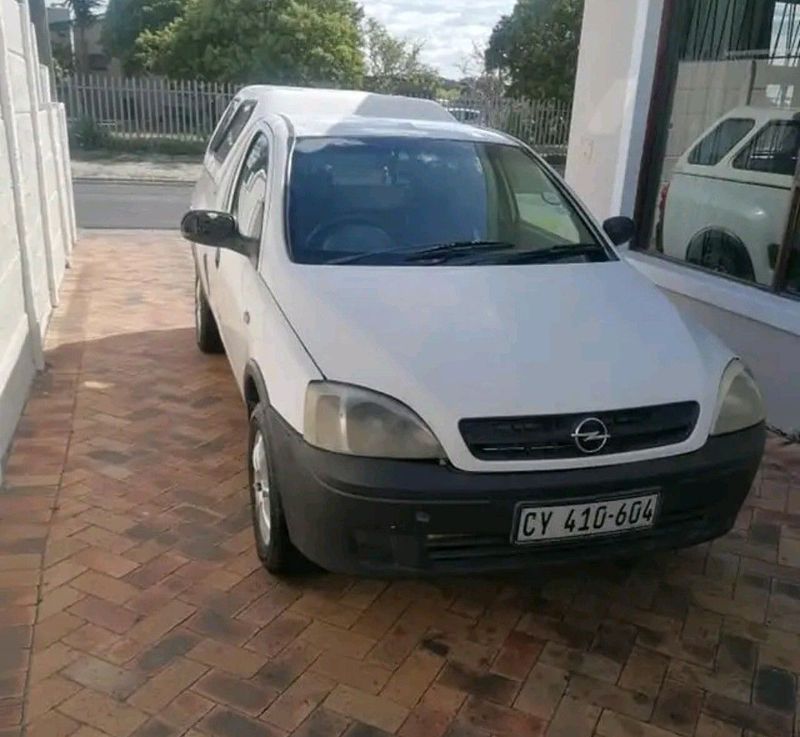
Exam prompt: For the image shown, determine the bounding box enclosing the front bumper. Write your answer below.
[268,410,765,575]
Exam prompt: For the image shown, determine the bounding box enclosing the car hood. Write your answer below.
[274,260,730,472]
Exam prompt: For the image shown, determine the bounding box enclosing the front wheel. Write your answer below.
[248,403,303,574]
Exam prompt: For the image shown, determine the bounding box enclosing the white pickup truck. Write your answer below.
[181,86,765,576]
[659,105,800,286]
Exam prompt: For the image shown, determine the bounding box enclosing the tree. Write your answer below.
[65,0,103,73]
[104,0,187,74]
[485,0,584,102]
[362,18,439,96]
[137,0,364,86]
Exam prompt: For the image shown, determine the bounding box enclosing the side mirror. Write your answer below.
[603,216,636,246]
[181,210,252,256]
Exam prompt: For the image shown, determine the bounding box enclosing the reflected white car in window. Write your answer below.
[658,106,800,286]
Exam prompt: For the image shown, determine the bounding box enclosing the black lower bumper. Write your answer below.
[268,410,765,575]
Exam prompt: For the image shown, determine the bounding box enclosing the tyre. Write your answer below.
[685,230,755,282]
[195,276,224,354]
[248,402,302,574]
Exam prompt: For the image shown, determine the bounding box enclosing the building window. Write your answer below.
[638,0,800,298]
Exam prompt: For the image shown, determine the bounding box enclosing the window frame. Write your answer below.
[632,0,800,300]
[229,129,271,267]
[687,117,755,167]
[283,135,614,266]
[732,119,800,176]
[209,100,257,164]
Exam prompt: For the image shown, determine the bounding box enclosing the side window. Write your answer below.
[733,120,800,176]
[232,133,270,248]
[210,101,256,163]
[495,145,584,244]
[688,118,754,166]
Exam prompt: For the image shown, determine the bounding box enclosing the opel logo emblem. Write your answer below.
[571,417,610,454]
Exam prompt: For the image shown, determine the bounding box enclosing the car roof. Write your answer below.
[722,105,800,122]
[281,114,513,144]
[238,85,455,124]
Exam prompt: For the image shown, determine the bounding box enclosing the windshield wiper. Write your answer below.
[331,240,516,265]
[401,240,517,263]
[501,243,610,264]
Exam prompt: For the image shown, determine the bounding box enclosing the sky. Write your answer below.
[360,0,516,78]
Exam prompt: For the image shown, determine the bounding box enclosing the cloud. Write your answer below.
[360,0,516,78]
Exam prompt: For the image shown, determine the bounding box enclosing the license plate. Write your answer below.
[514,493,659,544]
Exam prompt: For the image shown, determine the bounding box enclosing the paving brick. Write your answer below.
[460,696,545,737]
[71,548,139,579]
[198,706,285,737]
[596,711,682,737]
[310,653,392,695]
[62,655,146,699]
[245,613,310,658]
[193,670,278,716]
[538,641,621,683]
[157,690,214,732]
[187,639,266,678]
[650,679,703,736]
[291,707,349,737]
[398,684,464,737]
[324,684,409,734]
[263,672,337,732]
[32,611,84,650]
[185,608,259,646]
[512,662,568,720]
[256,641,322,692]
[128,658,208,713]
[545,695,600,737]
[300,622,376,660]
[59,688,148,737]
[567,673,653,721]
[490,631,542,681]
[67,597,141,635]
[437,663,518,706]
[134,630,200,674]
[381,649,444,708]
[126,601,195,644]
[62,624,120,656]
[24,710,80,737]
[704,693,792,737]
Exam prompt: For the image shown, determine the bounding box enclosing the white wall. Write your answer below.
[565,0,664,221]
[0,0,75,481]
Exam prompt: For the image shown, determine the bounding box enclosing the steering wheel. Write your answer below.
[306,215,394,253]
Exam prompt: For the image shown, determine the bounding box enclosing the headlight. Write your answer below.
[303,382,444,459]
[711,360,765,436]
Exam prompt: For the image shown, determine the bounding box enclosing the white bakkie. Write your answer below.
[182,86,766,576]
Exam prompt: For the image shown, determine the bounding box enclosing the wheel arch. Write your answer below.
[685,226,755,279]
[243,360,269,414]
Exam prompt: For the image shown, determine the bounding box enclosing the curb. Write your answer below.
[72,177,195,186]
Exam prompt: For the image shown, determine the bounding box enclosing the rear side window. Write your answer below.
[733,120,800,176]
[209,101,256,162]
[688,118,754,166]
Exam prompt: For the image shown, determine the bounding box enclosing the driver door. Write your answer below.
[216,129,271,381]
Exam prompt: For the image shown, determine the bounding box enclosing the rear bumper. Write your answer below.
[269,410,765,575]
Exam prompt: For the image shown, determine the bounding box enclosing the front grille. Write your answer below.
[460,402,700,461]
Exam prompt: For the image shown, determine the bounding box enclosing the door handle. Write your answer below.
[215,248,221,268]
[243,311,251,325]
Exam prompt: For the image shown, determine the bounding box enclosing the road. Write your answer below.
[75,180,193,230]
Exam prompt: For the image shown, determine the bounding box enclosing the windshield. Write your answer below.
[287,136,612,266]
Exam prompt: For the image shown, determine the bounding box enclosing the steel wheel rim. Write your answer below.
[252,431,271,545]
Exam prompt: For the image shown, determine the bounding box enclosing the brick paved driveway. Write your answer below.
[1,232,800,737]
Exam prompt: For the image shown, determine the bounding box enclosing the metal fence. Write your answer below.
[54,74,572,153]
[55,74,237,142]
